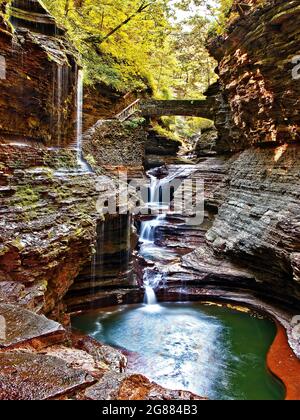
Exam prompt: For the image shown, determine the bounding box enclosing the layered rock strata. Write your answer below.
[0,144,138,322]
[0,0,78,147]
[145,129,183,169]
[82,119,147,178]
[208,0,300,146]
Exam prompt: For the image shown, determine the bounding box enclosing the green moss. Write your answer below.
[0,245,9,257]
[85,154,96,166]
[15,186,40,207]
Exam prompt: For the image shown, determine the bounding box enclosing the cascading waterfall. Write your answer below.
[140,175,166,243]
[76,69,90,172]
[144,283,157,305]
[143,269,163,309]
[140,174,167,307]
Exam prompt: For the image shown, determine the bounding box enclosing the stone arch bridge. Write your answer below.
[115,99,215,122]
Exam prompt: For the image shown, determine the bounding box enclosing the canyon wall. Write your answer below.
[208,0,300,146]
[83,85,139,131]
[0,0,78,147]
[83,119,147,176]
[0,144,139,322]
[201,0,300,300]
[0,2,139,322]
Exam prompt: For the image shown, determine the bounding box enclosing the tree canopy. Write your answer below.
[42,0,233,97]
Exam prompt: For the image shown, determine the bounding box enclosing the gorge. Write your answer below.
[0,0,300,401]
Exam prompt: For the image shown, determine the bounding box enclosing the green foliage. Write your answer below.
[153,122,181,142]
[158,115,214,142]
[43,0,222,98]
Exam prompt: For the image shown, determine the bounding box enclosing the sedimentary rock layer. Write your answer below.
[0,0,78,146]
[83,119,146,173]
[206,144,300,298]
[0,144,138,321]
[208,0,300,146]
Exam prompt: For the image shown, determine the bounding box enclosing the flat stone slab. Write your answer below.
[82,372,204,400]
[0,352,95,400]
[0,304,65,349]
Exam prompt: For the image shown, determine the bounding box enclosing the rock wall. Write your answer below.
[206,145,300,298]
[199,0,300,300]
[145,128,182,169]
[208,0,300,146]
[0,144,138,322]
[204,82,246,153]
[83,119,147,176]
[65,214,140,313]
[0,0,78,146]
[83,85,138,131]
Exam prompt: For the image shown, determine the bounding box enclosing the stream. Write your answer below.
[72,166,286,400]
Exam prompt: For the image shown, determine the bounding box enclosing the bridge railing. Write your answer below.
[115,99,141,122]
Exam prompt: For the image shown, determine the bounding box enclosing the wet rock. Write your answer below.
[0,1,79,147]
[0,351,95,400]
[0,304,65,350]
[71,332,126,373]
[194,127,218,157]
[291,253,300,285]
[0,145,138,320]
[206,145,300,298]
[81,372,204,401]
[181,246,255,285]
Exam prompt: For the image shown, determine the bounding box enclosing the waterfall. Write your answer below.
[140,175,166,243]
[140,214,165,243]
[149,174,160,203]
[144,283,157,305]
[76,70,90,172]
[143,269,163,310]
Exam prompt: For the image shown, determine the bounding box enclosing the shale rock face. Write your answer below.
[0,145,99,319]
[83,119,146,174]
[83,85,139,131]
[208,0,300,146]
[206,145,300,298]
[0,0,78,146]
[0,144,140,321]
[145,128,183,169]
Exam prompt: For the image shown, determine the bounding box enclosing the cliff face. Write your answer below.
[206,145,300,298]
[83,119,147,176]
[0,0,78,146]
[0,145,98,320]
[0,144,139,322]
[83,85,138,131]
[208,0,300,146]
[201,0,300,299]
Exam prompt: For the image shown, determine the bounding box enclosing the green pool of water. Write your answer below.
[72,302,285,400]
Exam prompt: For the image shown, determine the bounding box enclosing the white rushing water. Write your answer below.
[140,174,166,243]
[76,70,90,172]
[143,270,163,312]
[144,283,157,305]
